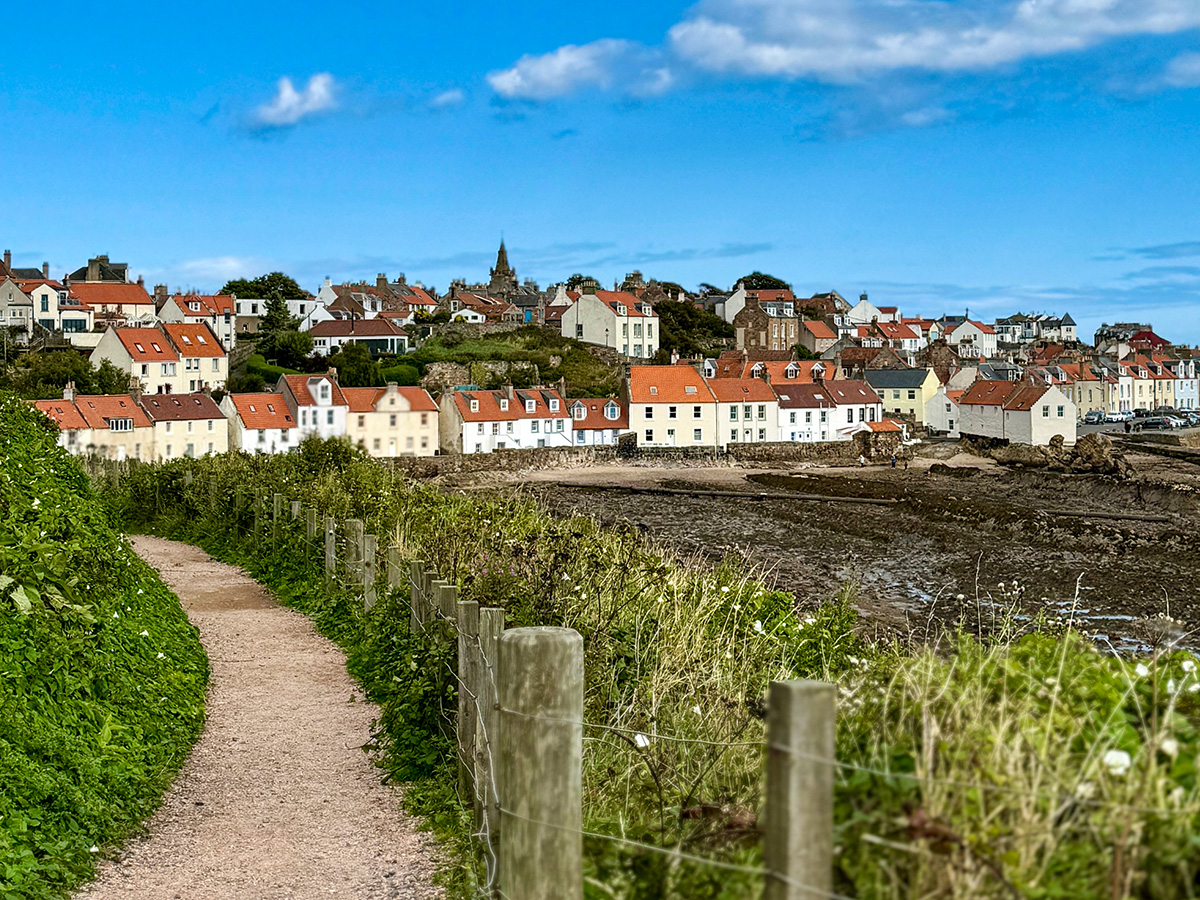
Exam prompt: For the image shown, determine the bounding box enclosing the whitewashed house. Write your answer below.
[439,385,572,454]
[958,381,1076,445]
[220,392,298,454]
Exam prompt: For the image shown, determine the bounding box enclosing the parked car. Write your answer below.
[1083,410,1106,425]
[1140,417,1173,430]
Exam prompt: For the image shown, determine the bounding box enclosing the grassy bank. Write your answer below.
[0,395,208,899]
[103,443,1200,900]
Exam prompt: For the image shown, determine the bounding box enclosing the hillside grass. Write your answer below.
[102,444,1200,900]
[0,395,208,899]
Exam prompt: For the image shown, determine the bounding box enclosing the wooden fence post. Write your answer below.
[324,517,337,591]
[457,598,480,809]
[477,606,505,869]
[764,680,836,900]
[306,508,318,541]
[290,500,302,521]
[345,519,364,582]
[362,534,378,611]
[498,627,583,900]
[272,492,283,542]
[409,560,426,632]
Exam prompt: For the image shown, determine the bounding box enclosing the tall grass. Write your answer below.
[101,441,1200,900]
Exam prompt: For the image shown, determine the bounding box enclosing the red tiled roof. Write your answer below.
[706,378,778,403]
[569,398,629,430]
[33,399,88,430]
[68,282,153,308]
[803,320,836,340]
[140,393,223,422]
[163,323,225,358]
[72,394,153,429]
[451,388,568,422]
[114,328,180,362]
[628,366,716,404]
[170,293,234,317]
[228,393,296,430]
[342,386,437,414]
[281,374,348,408]
[309,319,408,338]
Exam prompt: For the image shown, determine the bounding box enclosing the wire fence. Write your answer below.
[177,474,1200,899]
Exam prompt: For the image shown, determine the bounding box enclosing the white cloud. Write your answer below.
[429,88,466,110]
[489,0,1200,99]
[487,39,670,100]
[1163,52,1200,87]
[253,73,337,127]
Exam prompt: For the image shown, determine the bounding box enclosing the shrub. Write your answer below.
[0,394,208,899]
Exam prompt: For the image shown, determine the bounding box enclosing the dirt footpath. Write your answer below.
[76,536,440,900]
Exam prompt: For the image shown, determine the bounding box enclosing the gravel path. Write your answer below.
[76,536,441,900]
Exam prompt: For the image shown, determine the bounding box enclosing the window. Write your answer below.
[645,429,653,443]
[693,406,701,419]
[693,428,702,441]
[730,406,738,421]
[645,405,654,419]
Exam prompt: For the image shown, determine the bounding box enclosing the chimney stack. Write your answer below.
[42,262,49,279]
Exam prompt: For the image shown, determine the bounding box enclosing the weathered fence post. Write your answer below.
[324,517,337,591]
[409,560,426,632]
[306,508,318,541]
[345,519,364,583]
[290,500,302,521]
[498,627,583,900]
[362,534,378,610]
[272,492,283,542]
[253,490,264,547]
[477,606,505,870]
[763,680,836,900]
[457,597,480,808]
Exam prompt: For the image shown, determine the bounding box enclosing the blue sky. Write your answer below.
[4,1,1200,343]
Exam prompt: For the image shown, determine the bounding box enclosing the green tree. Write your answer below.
[652,299,734,359]
[271,330,314,370]
[736,272,791,291]
[219,272,305,300]
[328,342,382,387]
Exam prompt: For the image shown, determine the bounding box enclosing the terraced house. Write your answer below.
[439,384,572,454]
[626,365,718,448]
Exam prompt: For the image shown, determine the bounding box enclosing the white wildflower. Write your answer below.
[1103,749,1132,777]
[1135,663,1150,678]
[1161,737,1180,759]
[633,733,650,749]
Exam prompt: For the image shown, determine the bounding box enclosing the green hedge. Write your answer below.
[0,395,208,899]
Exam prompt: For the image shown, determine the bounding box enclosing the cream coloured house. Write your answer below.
[343,384,439,457]
[139,393,228,460]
